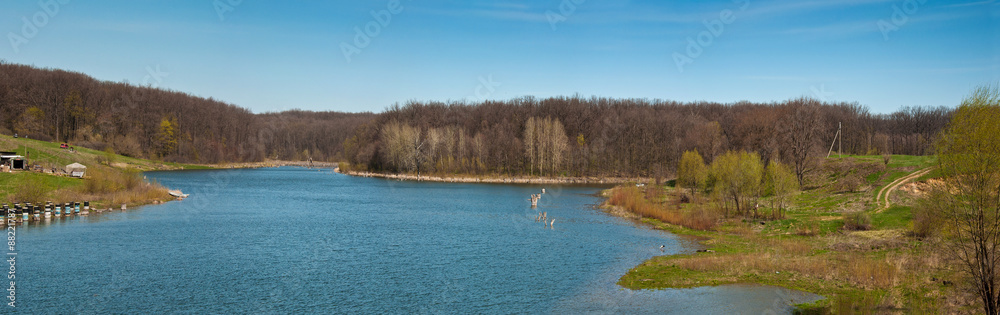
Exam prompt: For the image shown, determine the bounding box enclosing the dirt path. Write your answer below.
[875,167,934,212]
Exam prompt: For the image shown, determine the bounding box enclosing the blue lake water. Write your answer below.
[14,167,820,314]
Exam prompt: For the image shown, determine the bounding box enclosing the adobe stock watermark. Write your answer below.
[340,0,410,63]
[877,0,927,41]
[142,65,169,88]
[672,0,750,74]
[546,0,586,31]
[113,64,169,128]
[214,0,243,22]
[810,84,834,102]
[7,0,71,54]
[469,74,501,101]
[760,287,800,315]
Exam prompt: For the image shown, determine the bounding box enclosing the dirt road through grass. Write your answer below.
[875,167,934,212]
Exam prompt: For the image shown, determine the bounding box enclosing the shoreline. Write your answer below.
[335,169,650,185]
[197,160,339,169]
[596,185,828,312]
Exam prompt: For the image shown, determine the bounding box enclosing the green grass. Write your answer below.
[0,134,209,204]
[871,205,912,230]
[615,154,952,313]
[0,135,210,171]
[825,154,935,169]
[0,171,84,202]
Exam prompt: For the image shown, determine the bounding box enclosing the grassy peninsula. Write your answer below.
[0,134,211,209]
[604,154,971,313]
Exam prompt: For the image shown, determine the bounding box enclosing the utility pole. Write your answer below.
[827,122,842,159]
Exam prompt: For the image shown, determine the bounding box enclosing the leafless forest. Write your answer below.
[345,97,951,178]
[0,62,373,163]
[0,62,952,175]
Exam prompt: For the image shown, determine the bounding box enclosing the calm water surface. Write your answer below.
[16,167,820,314]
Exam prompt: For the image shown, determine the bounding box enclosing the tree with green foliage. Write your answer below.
[763,160,798,219]
[14,106,45,136]
[678,150,707,196]
[157,116,178,158]
[931,83,1000,314]
[709,150,764,218]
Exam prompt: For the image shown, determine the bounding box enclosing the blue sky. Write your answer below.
[1,0,997,113]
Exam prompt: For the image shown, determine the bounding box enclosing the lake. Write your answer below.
[15,167,820,314]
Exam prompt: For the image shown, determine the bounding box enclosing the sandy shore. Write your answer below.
[205,160,339,169]
[335,169,650,185]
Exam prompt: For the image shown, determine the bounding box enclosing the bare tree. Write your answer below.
[780,100,824,185]
[931,84,1000,314]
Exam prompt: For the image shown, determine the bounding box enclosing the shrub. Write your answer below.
[608,186,717,230]
[796,222,820,236]
[843,212,872,231]
[80,168,144,194]
[96,147,116,166]
[835,173,862,193]
[912,200,940,238]
[13,176,47,202]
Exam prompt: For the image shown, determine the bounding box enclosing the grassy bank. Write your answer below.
[608,155,974,313]
[0,134,209,208]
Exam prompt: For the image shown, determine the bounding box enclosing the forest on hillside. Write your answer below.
[0,62,372,163]
[0,62,953,173]
[343,97,952,179]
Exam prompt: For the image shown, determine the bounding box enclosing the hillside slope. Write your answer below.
[0,134,205,206]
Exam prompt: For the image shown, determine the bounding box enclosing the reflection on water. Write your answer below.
[16,167,820,313]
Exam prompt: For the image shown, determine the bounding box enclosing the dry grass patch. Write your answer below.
[51,167,171,207]
[608,186,719,230]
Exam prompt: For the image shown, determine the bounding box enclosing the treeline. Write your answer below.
[344,97,952,178]
[0,62,953,170]
[0,62,372,163]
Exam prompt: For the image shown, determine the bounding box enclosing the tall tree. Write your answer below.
[524,117,537,175]
[157,115,178,157]
[780,100,824,185]
[709,150,764,218]
[763,160,798,219]
[678,150,707,195]
[931,84,1000,314]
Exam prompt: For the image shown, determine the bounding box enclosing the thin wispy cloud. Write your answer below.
[412,6,547,23]
[940,0,996,8]
[740,0,896,20]
[778,20,878,36]
[744,75,841,82]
